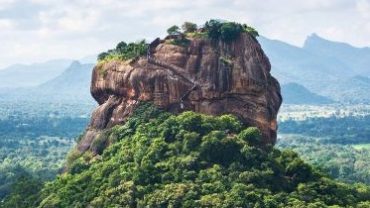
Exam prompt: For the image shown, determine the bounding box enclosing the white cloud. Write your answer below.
[0,0,15,9]
[0,0,369,68]
[57,10,99,32]
[0,19,13,29]
[357,0,370,19]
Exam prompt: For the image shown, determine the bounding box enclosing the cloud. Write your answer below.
[0,0,369,68]
[357,0,370,19]
[0,19,13,29]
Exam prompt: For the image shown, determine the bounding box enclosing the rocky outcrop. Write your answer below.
[78,33,282,153]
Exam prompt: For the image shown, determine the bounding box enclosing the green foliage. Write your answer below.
[243,24,259,38]
[168,38,191,47]
[278,115,370,184]
[181,22,197,33]
[65,147,82,169]
[115,41,128,54]
[185,31,207,39]
[97,20,259,63]
[238,127,262,146]
[32,105,370,207]
[220,22,244,42]
[204,19,259,42]
[219,56,233,66]
[280,115,370,144]
[0,173,42,208]
[97,52,109,61]
[0,101,91,202]
[278,134,370,185]
[204,19,223,40]
[167,25,181,35]
[97,40,148,62]
[90,132,108,155]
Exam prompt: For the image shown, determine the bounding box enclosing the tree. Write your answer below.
[204,19,222,40]
[204,20,245,42]
[97,52,109,61]
[181,22,197,33]
[27,106,370,207]
[238,127,262,146]
[115,41,128,54]
[1,174,42,208]
[167,25,180,35]
[243,24,259,38]
[220,22,243,42]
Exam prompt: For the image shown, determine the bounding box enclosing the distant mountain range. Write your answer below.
[34,61,95,101]
[259,34,370,104]
[281,83,333,104]
[0,54,97,89]
[304,34,370,77]
[1,35,369,105]
[0,59,73,89]
[0,61,95,103]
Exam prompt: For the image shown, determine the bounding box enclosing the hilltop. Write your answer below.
[3,20,370,208]
[77,19,282,158]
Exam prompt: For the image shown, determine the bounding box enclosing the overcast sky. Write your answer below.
[0,0,369,68]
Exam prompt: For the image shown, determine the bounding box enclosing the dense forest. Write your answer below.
[277,115,370,185]
[279,115,370,144]
[278,134,370,184]
[0,135,74,200]
[0,101,91,202]
[3,103,370,207]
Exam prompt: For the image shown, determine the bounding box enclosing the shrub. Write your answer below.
[97,52,109,61]
[65,147,82,168]
[168,38,190,47]
[167,25,181,35]
[97,20,259,63]
[69,158,89,174]
[243,24,259,38]
[90,133,108,155]
[204,19,223,40]
[115,41,128,54]
[219,56,233,66]
[238,127,262,146]
[204,19,259,42]
[220,22,243,42]
[97,40,148,62]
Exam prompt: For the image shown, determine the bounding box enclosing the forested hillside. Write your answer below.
[4,103,370,207]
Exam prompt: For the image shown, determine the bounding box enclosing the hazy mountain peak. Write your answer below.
[304,33,344,47]
[69,60,82,68]
[303,33,370,76]
[258,34,370,103]
[0,59,73,89]
[307,32,320,39]
[304,33,353,49]
[304,33,370,52]
[281,82,333,104]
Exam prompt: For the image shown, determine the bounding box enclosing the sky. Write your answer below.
[0,0,370,68]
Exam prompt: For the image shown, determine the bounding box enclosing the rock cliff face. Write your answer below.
[78,33,282,153]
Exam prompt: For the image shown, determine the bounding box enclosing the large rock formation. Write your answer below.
[78,33,282,153]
